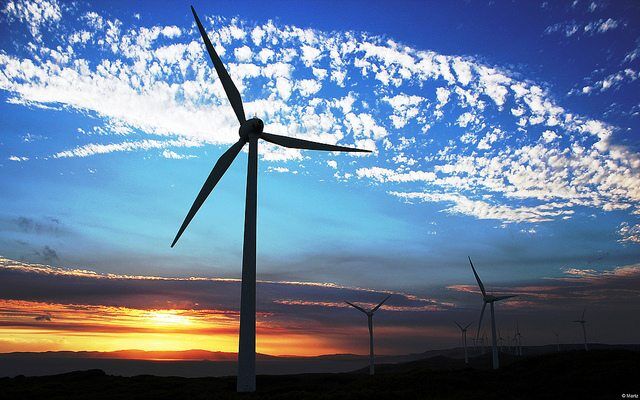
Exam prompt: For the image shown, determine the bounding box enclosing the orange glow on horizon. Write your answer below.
[0,300,348,357]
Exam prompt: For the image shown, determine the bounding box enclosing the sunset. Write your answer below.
[0,0,638,398]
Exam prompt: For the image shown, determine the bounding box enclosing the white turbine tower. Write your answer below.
[454,321,473,365]
[572,308,589,351]
[469,257,517,370]
[345,295,391,375]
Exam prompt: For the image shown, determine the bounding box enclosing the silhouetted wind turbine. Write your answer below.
[454,321,473,364]
[498,328,505,351]
[515,322,522,356]
[572,308,589,351]
[172,6,371,393]
[345,295,391,375]
[469,257,517,369]
[552,330,560,352]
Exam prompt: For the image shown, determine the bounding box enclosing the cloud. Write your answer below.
[161,149,196,159]
[574,69,639,95]
[544,18,621,37]
[0,216,67,236]
[40,246,59,263]
[0,2,638,231]
[618,222,640,244]
[1,0,61,41]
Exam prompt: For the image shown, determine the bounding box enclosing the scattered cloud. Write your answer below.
[0,0,638,232]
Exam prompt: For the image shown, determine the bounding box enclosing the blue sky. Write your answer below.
[0,0,639,350]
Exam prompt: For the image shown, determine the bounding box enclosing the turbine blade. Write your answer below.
[171,140,245,247]
[468,256,486,296]
[191,6,246,124]
[476,302,487,341]
[494,294,517,301]
[345,301,367,314]
[371,294,391,313]
[464,322,473,330]
[454,321,463,330]
[261,132,371,153]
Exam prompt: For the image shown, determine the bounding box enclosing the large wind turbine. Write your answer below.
[454,321,473,364]
[572,308,589,351]
[469,257,517,370]
[172,7,370,393]
[345,295,391,375]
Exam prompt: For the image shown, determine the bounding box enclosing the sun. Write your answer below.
[147,310,192,327]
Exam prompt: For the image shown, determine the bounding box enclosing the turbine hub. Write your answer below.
[239,117,264,140]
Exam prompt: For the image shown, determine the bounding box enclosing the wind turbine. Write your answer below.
[498,329,505,351]
[572,308,589,351]
[515,322,522,356]
[345,294,391,375]
[454,321,473,364]
[172,7,371,393]
[469,257,517,369]
[481,330,487,354]
[552,330,560,352]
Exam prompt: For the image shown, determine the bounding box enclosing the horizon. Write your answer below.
[1,0,639,360]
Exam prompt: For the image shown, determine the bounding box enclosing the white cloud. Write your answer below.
[1,6,638,229]
[618,222,640,244]
[161,25,182,38]
[2,0,61,41]
[545,18,621,37]
[356,167,436,183]
[296,79,322,96]
[300,45,322,67]
[541,130,558,143]
[162,149,196,159]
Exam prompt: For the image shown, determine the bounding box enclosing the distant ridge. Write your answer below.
[0,349,278,361]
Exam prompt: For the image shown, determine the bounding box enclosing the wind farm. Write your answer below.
[0,0,639,399]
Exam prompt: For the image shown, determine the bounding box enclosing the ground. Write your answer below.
[0,350,637,399]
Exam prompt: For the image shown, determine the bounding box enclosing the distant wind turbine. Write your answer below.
[498,328,505,351]
[454,321,473,364]
[345,295,391,375]
[515,322,522,356]
[572,308,589,351]
[552,330,561,352]
[469,257,517,369]
[172,6,370,393]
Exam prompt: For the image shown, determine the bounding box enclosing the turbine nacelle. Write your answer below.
[239,117,264,140]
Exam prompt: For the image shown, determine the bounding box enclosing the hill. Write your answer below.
[0,349,637,399]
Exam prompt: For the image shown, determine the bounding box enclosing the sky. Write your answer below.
[0,0,639,356]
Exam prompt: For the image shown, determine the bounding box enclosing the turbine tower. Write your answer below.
[454,321,473,364]
[469,257,517,370]
[515,322,522,356]
[552,330,560,352]
[572,308,589,351]
[345,295,391,375]
[172,7,370,393]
